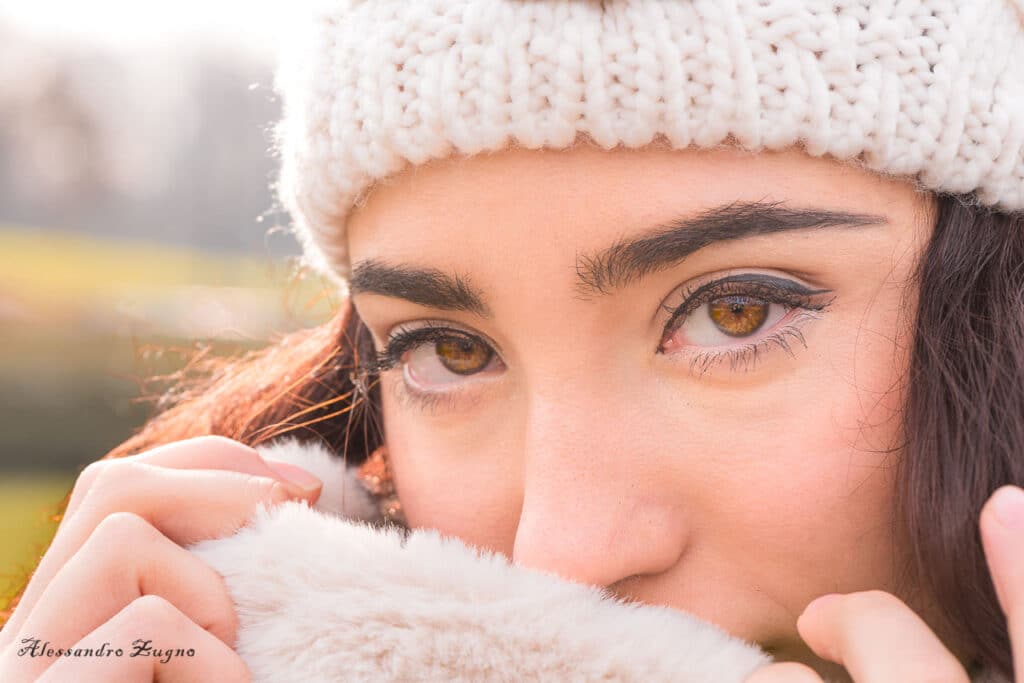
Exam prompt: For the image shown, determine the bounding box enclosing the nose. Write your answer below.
[510,390,690,590]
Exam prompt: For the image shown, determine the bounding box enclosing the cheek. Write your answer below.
[380,376,520,550]
[376,290,912,588]
[686,322,909,590]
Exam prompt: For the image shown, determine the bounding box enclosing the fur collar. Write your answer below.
[187,438,1004,683]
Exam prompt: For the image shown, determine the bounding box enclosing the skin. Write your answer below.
[344,142,973,681]
[2,144,1020,681]
[0,436,322,681]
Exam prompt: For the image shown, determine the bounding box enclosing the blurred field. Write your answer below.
[0,225,279,305]
[0,224,342,605]
[0,474,73,612]
[0,224,339,330]
[0,224,340,469]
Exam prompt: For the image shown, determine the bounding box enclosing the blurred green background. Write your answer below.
[0,7,336,612]
[0,225,336,610]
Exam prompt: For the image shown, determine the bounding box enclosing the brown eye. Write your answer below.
[435,337,493,375]
[708,296,769,337]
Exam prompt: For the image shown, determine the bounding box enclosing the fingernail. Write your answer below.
[989,485,1024,530]
[264,459,322,495]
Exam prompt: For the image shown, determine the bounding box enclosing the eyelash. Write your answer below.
[357,274,836,411]
[657,273,835,376]
[357,322,496,414]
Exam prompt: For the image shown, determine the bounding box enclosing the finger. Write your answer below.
[3,462,309,645]
[796,590,970,683]
[744,662,825,682]
[979,484,1024,679]
[8,512,237,681]
[32,595,250,683]
[62,436,321,523]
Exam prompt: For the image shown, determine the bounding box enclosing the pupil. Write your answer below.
[708,297,769,337]
[436,338,489,375]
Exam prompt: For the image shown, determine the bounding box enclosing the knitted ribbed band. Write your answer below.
[274,0,1024,292]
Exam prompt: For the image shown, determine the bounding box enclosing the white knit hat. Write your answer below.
[274,0,1024,293]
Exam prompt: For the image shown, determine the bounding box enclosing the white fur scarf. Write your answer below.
[187,438,1003,683]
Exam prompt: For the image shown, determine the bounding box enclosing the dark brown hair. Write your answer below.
[896,192,1024,678]
[2,191,1022,678]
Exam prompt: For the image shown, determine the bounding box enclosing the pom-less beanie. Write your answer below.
[273,0,1024,293]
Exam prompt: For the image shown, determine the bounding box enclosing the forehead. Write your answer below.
[344,143,926,269]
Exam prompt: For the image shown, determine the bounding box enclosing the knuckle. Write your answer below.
[88,458,146,495]
[71,459,110,500]
[78,459,109,484]
[188,586,241,650]
[122,592,240,658]
[124,594,184,629]
[74,513,158,595]
[92,511,158,546]
[65,460,144,522]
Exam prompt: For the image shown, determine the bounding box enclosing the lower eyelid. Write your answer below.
[396,350,501,403]
[393,370,474,413]
[671,308,823,376]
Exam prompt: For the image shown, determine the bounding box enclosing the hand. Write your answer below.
[746,484,1024,682]
[0,435,322,682]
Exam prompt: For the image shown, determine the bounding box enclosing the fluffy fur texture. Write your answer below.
[188,437,1008,682]
[273,0,1024,292]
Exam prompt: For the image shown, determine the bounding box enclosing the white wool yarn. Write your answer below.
[273,0,1024,293]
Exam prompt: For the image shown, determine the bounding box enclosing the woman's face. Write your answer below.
[345,142,945,676]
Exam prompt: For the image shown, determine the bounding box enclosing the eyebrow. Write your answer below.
[348,199,887,318]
